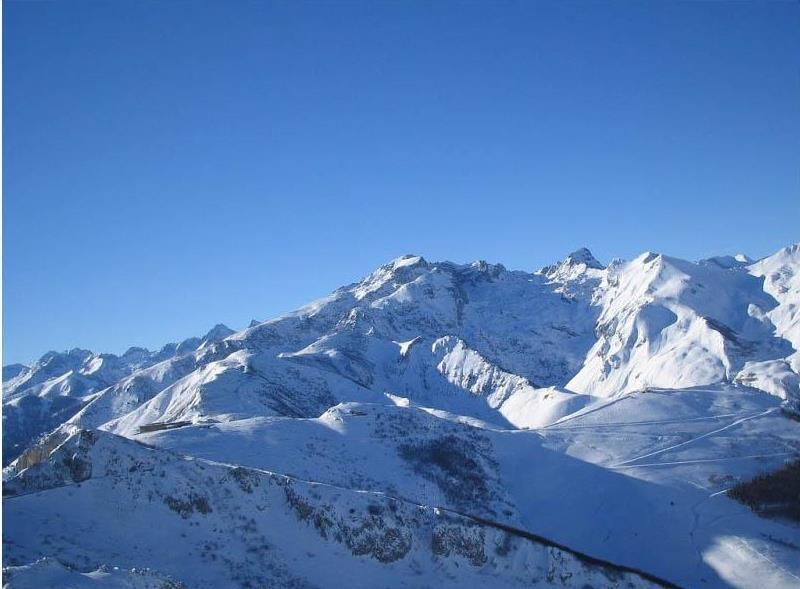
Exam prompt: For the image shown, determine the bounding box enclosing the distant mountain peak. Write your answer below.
[122,346,150,357]
[202,323,235,342]
[565,247,604,269]
[389,254,427,270]
[38,348,93,367]
[539,247,605,280]
[2,363,28,381]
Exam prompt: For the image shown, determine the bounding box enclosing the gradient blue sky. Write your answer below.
[4,0,799,364]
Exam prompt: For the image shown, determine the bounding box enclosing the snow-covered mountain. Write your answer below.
[567,252,793,397]
[3,244,800,588]
[2,324,235,465]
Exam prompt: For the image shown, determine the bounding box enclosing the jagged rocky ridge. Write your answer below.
[3,244,800,588]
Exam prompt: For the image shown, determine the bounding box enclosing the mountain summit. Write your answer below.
[539,247,605,282]
[564,247,605,269]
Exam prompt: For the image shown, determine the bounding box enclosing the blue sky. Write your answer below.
[4,0,799,364]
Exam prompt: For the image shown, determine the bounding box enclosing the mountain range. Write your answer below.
[3,244,799,588]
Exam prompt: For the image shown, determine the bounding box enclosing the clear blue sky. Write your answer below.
[4,0,799,365]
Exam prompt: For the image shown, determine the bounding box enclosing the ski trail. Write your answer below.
[539,394,634,429]
[549,411,745,430]
[610,408,778,468]
[611,451,795,469]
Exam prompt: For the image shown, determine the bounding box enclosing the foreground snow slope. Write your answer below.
[130,393,800,589]
[5,393,799,588]
[3,428,672,589]
[3,244,800,588]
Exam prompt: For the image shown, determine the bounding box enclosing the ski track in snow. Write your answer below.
[548,411,746,430]
[611,452,797,469]
[610,408,780,468]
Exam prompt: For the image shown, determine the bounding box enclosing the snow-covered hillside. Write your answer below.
[3,244,799,588]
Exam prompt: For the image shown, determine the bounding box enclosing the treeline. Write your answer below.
[728,459,800,521]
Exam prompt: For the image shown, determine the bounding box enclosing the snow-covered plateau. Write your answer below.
[3,244,800,588]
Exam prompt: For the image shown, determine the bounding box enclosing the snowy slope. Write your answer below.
[6,396,799,588]
[3,427,672,589]
[128,394,800,588]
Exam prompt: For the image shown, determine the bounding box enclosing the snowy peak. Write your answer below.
[352,255,428,300]
[3,348,93,396]
[539,247,605,282]
[201,323,235,343]
[750,243,800,289]
[565,247,605,270]
[38,348,94,371]
[391,254,427,269]
[121,346,151,360]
